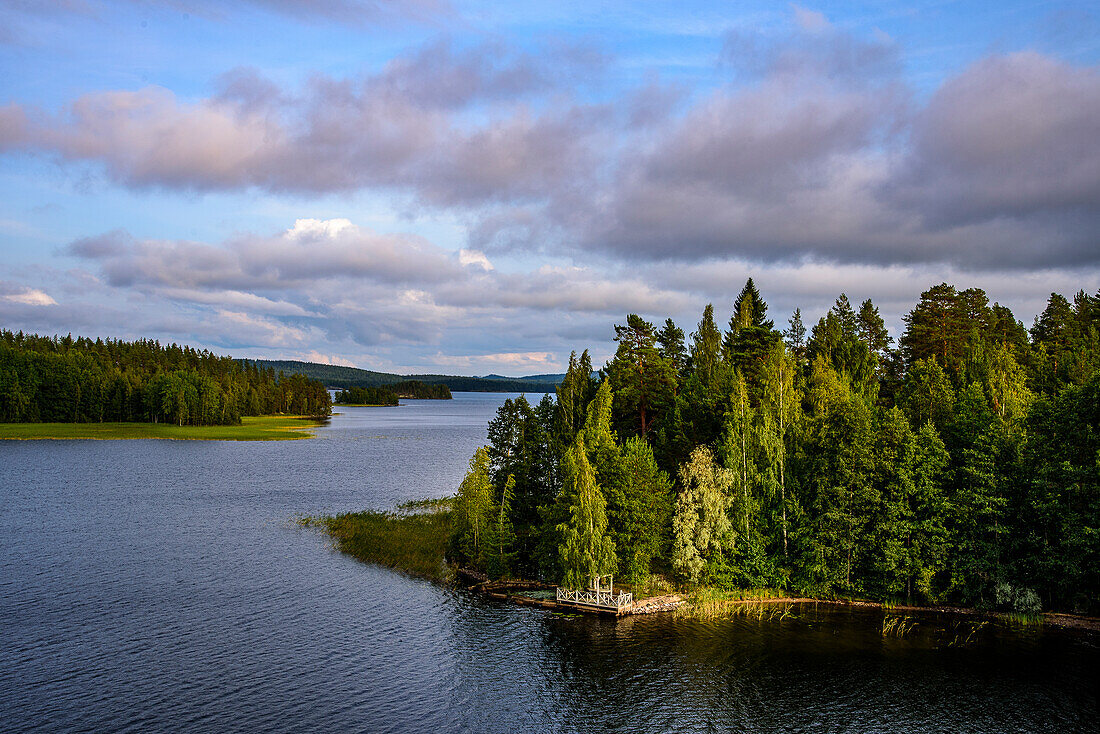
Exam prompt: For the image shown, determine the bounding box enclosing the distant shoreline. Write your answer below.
[0,415,326,441]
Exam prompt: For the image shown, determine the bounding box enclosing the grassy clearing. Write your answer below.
[0,415,326,441]
[301,500,454,582]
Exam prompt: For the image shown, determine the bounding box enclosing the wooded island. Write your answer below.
[334,382,451,406]
[450,280,1100,617]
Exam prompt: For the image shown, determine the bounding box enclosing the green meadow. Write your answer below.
[0,415,326,441]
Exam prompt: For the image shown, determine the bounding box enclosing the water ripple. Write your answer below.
[3,395,1098,733]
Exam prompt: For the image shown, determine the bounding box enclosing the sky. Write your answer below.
[0,1,1098,376]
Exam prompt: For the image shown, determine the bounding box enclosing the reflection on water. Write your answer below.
[2,393,1097,733]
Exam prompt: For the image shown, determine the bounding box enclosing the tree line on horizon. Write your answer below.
[0,331,331,425]
[451,280,1100,615]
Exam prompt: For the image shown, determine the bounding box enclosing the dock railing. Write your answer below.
[556,586,633,612]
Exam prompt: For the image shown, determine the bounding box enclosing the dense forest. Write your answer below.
[0,331,331,425]
[246,359,558,393]
[450,281,1100,615]
[334,386,399,406]
[334,381,451,405]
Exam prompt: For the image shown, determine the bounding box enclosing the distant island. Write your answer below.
[243,359,561,394]
[334,381,451,406]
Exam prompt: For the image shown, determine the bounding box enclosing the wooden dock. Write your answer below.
[556,586,633,613]
[457,568,685,616]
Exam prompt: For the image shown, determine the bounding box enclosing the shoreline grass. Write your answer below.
[0,415,326,441]
[298,501,1100,634]
[301,500,454,582]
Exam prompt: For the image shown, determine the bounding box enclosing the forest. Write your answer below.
[0,331,331,426]
[334,381,451,405]
[334,386,399,406]
[247,359,558,393]
[450,281,1100,616]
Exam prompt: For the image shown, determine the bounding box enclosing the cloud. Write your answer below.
[429,351,557,371]
[304,350,357,367]
[7,225,1099,375]
[67,218,460,290]
[1,287,57,306]
[458,249,493,271]
[239,0,451,26]
[0,39,609,209]
[2,21,1098,273]
[0,0,451,30]
[883,52,1100,264]
[46,218,701,364]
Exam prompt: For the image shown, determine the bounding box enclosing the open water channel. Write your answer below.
[2,393,1097,732]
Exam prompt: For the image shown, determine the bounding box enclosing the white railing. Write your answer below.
[556,586,633,611]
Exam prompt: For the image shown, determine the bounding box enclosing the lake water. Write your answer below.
[2,393,1097,733]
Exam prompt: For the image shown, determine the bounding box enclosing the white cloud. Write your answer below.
[304,350,357,367]
[3,289,57,306]
[286,218,355,239]
[428,350,557,371]
[458,248,493,271]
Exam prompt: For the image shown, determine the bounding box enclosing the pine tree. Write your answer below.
[724,279,780,397]
[607,314,676,438]
[783,308,807,361]
[656,318,687,377]
[857,299,891,356]
[900,283,967,378]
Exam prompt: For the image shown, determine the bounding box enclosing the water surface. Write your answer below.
[2,393,1097,732]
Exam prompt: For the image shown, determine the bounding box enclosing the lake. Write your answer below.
[2,393,1097,732]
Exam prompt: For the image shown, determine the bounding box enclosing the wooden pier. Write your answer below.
[457,568,684,616]
[556,586,634,613]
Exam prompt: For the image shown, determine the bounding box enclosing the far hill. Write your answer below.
[243,359,560,394]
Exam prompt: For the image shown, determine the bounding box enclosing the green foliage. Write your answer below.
[607,314,676,438]
[900,358,955,430]
[247,358,558,393]
[608,437,672,585]
[451,447,495,567]
[0,330,330,425]
[334,386,399,406]
[554,350,596,445]
[557,435,618,589]
[482,475,517,578]
[442,280,1100,615]
[672,446,734,584]
[334,381,450,405]
[724,279,781,399]
[0,415,323,440]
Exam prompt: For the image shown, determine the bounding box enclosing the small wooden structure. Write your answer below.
[556,574,633,613]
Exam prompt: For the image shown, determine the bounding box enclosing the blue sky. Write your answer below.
[1,1,1098,374]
